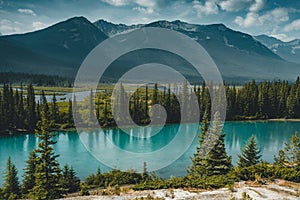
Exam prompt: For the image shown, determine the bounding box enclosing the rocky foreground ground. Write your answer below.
[61,179,300,200]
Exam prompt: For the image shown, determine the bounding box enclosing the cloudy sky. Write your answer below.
[0,0,299,41]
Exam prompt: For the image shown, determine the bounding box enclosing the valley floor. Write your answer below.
[62,180,300,200]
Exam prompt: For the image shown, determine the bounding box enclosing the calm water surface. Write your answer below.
[1,121,300,185]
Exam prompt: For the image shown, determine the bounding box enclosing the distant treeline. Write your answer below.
[0,84,73,134]
[0,72,74,86]
[225,78,300,120]
[92,77,300,127]
[0,78,300,134]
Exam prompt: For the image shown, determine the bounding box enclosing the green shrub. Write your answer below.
[0,188,3,200]
[103,169,143,186]
[85,169,143,188]
[274,167,300,182]
[235,162,274,181]
[134,174,236,190]
[235,162,300,183]
[79,183,90,196]
[241,192,253,200]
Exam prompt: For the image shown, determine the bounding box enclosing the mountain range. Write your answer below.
[255,35,300,65]
[0,16,299,81]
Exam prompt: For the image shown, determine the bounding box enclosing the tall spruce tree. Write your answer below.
[287,85,297,118]
[189,112,232,177]
[26,84,36,132]
[22,151,37,196]
[3,157,20,199]
[237,135,261,168]
[274,131,300,169]
[284,131,300,167]
[51,93,59,123]
[203,112,232,176]
[29,97,62,200]
[145,85,149,119]
[89,89,94,121]
[188,111,210,177]
[67,98,73,127]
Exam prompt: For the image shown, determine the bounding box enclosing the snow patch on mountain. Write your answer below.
[291,46,300,54]
[223,36,234,48]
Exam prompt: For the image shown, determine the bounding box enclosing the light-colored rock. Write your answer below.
[62,180,300,200]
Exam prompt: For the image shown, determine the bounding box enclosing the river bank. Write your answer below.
[2,118,300,136]
[266,118,300,122]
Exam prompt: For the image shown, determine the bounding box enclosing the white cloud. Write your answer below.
[17,8,36,16]
[234,8,289,28]
[219,0,251,12]
[234,12,260,28]
[32,21,47,30]
[283,19,300,32]
[134,0,156,8]
[193,0,219,16]
[259,8,289,23]
[102,0,156,14]
[133,6,153,14]
[193,0,264,16]
[271,33,295,42]
[249,0,264,12]
[132,0,156,13]
[101,0,128,6]
[219,0,264,12]
[0,19,21,34]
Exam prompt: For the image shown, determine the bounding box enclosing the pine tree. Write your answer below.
[60,164,80,194]
[274,149,286,167]
[0,187,3,199]
[268,82,277,118]
[22,151,37,196]
[36,101,41,122]
[102,100,108,125]
[95,97,100,120]
[152,83,158,105]
[188,111,209,177]
[8,84,15,130]
[226,85,237,119]
[237,135,261,168]
[284,132,300,167]
[17,84,26,129]
[114,83,127,123]
[181,81,188,122]
[144,85,149,119]
[29,98,62,200]
[2,84,10,130]
[26,84,36,132]
[67,98,73,127]
[72,95,81,125]
[86,167,104,187]
[3,157,20,199]
[51,93,59,123]
[203,112,232,176]
[142,161,149,181]
[287,85,297,118]
[278,81,289,118]
[89,89,94,121]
